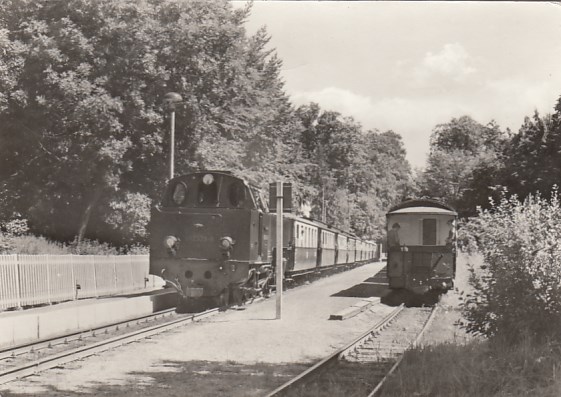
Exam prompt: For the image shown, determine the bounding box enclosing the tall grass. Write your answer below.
[380,338,561,397]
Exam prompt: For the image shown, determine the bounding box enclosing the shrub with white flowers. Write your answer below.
[461,188,561,343]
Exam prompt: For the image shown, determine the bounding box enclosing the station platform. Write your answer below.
[0,288,177,349]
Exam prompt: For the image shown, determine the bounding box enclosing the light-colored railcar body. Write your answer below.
[386,199,457,293]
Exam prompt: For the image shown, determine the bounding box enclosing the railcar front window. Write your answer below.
[422,218,437,245]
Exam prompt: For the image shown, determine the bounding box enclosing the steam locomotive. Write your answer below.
[149,171,378,309]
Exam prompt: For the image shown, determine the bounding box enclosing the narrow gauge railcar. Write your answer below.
[386,199,457,293]
[149,171,378,308]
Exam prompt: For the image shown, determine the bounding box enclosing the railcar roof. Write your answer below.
[282,212,359,237]
[387,198,456,216]
[387,206,457,216]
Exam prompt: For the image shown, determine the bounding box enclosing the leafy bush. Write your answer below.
[0,216,30,254]
[69,238,121,255]
[9,235,70,255]
[104,192,151,245]
[461,189,561,343]
[0,223,148,255]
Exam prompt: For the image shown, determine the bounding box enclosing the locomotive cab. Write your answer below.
[386,199,457,294]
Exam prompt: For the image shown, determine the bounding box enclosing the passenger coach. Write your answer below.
[386,199,457,293]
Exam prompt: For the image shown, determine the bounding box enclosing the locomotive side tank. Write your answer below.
[386,199,457,293]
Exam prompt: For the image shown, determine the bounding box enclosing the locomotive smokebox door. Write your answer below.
[269,182,293,213]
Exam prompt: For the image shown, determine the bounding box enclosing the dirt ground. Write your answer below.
[1,256,476,397]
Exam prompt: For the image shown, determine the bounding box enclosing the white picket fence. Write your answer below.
[0,255,161,311]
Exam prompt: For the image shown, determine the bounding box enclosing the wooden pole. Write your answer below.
[276,181,283,319]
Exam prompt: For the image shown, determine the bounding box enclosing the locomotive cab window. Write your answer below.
[228,182,247,208]
[197,176,218,205]
[172,182,188,205]
[250,187,266,212]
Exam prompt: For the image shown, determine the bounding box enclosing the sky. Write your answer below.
[232,1,561,169]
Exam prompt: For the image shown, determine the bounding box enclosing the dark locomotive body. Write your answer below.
[149,171,378,307]
[149,171,271,306]
[386,199,457,293]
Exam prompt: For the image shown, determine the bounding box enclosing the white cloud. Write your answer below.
[289,75,561,169]
[289,87,470,168]
[415,43,477,83]
[291,87,374,122]
[479,77,561,131]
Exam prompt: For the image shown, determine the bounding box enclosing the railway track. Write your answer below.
[0,307,220,385]
[266,304,438,397]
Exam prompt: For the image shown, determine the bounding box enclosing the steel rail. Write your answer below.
[265,304,405,397]
[0,307,219,385]
[0,308,177,361]
[367,305,439,397]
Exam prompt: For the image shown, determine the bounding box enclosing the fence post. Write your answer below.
[113,256,118,294]
[70,255,77,300]
[15,255,22,310]
[92,256,98,298]
[129,255,134,292]
[46,255,52,305]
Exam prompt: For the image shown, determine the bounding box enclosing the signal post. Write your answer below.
[275,181,283,320]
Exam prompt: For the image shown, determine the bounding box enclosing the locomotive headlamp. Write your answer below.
[202,174,214,185]
[219,236,234,251]
[164,235,179,250]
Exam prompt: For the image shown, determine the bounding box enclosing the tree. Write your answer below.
[0,0,296,244]
[419,116,508,216]
[293,103,413,239]
[502,99,561,199]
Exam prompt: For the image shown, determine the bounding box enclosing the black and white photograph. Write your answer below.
[1,1,561,396]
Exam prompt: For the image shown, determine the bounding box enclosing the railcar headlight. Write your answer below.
[219,236,234,251]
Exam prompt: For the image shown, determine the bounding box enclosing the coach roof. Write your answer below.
[387,199,457,216]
